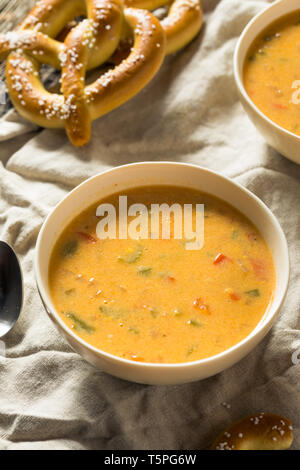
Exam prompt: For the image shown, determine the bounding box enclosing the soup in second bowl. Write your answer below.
[49,186,275,363]
[244,11,300,136]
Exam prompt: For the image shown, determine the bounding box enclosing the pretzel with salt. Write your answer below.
[0,0,166,146]
[211,413,293,450]
[124,0,203,54]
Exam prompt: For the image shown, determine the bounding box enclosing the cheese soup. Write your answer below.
[244,12,300,135]
[49,186,275,363]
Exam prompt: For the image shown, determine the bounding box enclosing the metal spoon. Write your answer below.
[0,241,23,338]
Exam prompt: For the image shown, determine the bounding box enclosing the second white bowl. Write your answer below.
[234,0,300,165]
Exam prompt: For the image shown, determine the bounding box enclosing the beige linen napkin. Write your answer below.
[0,0,299,450]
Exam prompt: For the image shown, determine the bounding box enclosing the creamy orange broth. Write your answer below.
[49,186,275,363]
[244,12,300,135]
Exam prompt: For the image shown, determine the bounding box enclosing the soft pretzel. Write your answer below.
[124,0,203,54]
[211,413,293,450]
[0,0,166,146]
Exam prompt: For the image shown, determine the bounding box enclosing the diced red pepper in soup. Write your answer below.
[251,258,268,281]
[77,231,97,243]
[213,253,232,265]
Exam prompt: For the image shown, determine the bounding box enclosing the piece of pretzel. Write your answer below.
[0,0,166,146]
[124,0,203,54]
[211,413,293,450]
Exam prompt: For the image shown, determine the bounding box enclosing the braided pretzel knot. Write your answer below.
[0,0,166,146]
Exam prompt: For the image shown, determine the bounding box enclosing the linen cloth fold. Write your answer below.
[0,0,299,450]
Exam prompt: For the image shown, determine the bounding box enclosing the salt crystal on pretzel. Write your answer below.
[211,413,293,450]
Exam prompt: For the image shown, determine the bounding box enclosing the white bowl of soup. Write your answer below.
[35,162,289,385]
[234,0,300,165]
